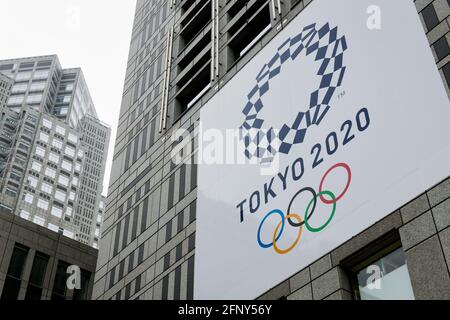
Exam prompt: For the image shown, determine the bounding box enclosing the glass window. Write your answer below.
[26,94,42,104]
[48,223,59,233]
[16,71,32,81]
[32,161,42,172]
[28,176,38,188]
[36,146,46,158]
[55,126,66,135]
[42,118,52,129]
[37,199,49,210]
[55,190,66,202]
[64,146,75,158]
[33,69,49,80]
[24,193,34,204]
[25,252,49,300]
[49,153,59,164]
[69,191,75,201]
[1,244,29,300]
[7,95,24,106]
[40,132,49,143]
[45,167,56,179]
[20,210,30,220]
[68,133,78,144]
[61,161,72,172]
[11,83,28,93]
[58,175,69,187]
[72,176,78,186]
[29,81,46,92]
[66,206,73,217]
[75,162,81,172]
[33,216,45,226]
[355,247,415,300]
[52,139,63,150]
[51,261,69,300]
[63,230,74,239]
[51,207,63,218]
[41,183,53,194]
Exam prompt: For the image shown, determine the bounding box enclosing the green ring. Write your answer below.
[304,190,337,233]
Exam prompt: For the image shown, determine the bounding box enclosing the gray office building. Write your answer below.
[94,0,450,300]
[0,55,111,248]
[0,212,97,300]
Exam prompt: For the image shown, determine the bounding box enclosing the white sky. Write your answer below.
[0,0,137,195]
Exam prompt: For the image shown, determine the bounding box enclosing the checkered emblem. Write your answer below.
[239,23,348,163]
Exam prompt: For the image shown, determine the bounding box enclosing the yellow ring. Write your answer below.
[272,213,303,255]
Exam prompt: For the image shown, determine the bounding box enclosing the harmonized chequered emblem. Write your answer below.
[239,23,348,163]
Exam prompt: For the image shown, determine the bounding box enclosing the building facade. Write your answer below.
[0,212,97,300]
[0,55,111,247]
[94,0,450,300]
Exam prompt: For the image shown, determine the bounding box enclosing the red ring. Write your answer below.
[319,163,352,204]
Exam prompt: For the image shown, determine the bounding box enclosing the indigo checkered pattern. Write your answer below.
[240,23,348,163]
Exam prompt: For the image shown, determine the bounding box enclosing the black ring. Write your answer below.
[287,187,317,227]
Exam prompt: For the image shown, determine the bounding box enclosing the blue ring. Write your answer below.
[257,209,285,249]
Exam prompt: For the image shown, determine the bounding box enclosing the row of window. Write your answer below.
[0,243,90,300]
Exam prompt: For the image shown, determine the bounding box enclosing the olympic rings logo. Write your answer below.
[257,163,352,255]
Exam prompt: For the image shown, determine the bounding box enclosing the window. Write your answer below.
[353,246,415,300]
[25,252,49,300]
[61,161,72,172]
[30,81,46,92]
[37,199,49,210]
[52,139,63,150]
[55,190,66,202]
[63,230,74,239]
[28,176,38,188]
[45,167,56,179]
[48,223,59,233]
[1,244,29,300]
[32,161,42,172]
[20,210,30,220]
[51,207,63,218]
[69,192,76,201]
[72,177,78,186]
[11,83,28,93]
[64,146,75,158]
[33,69,49,80]
[68,133,78,144]
[26,94,42,104]
[33,216,45,226]
[24,193,34,204]
[41,183,53,194]
[16,71,32,81]
[42,118,52,129]
[40,132,49,143]
[75,163,81,172]
[55,126,66,135]
[49,153,59,164]
[51,261,70,300]
[58,175,69,187]
[73,270,92,300]
[66,206,73,217]
[35,146,46,158]
[7,95,24,106]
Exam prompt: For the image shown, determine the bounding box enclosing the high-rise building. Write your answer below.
[94,0,450,300]
[0,55,111,248]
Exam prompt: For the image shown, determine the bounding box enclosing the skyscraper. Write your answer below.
[0,55,110,248]
[94,0,450,300]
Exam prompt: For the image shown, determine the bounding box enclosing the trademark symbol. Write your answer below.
[337,91,346,100]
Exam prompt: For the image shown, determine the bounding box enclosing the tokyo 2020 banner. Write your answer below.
[195,0,450,299]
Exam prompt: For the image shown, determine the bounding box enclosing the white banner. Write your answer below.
[194,0,450,299]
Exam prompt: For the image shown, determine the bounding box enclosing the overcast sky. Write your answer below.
[0,0,137,195]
